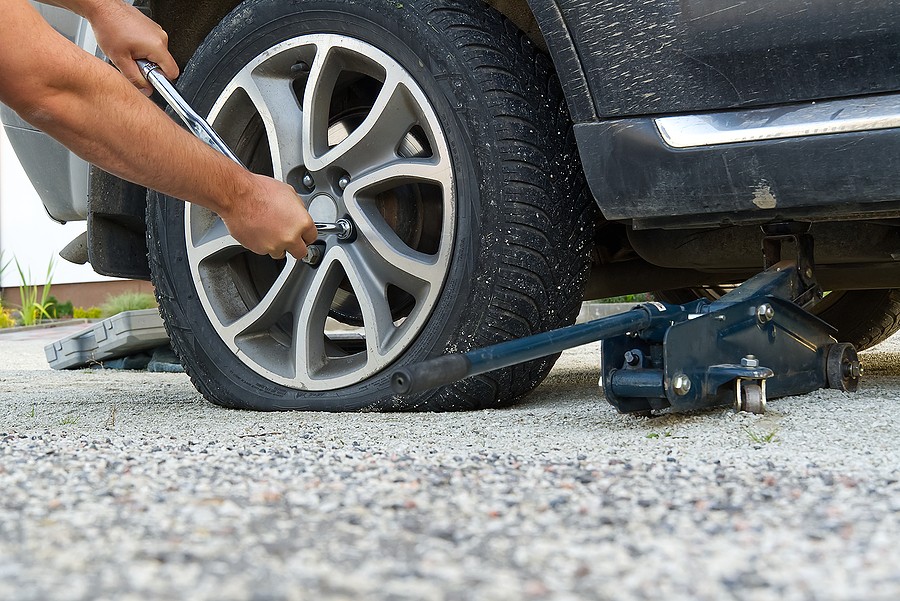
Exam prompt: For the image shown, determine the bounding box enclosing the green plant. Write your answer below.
[745,428,779,444]
[74,306,103,319]
[100,292,158,317]
[15,257,55,326]
[58,414,79,426]
[45,296,74,319]
[0,308,15,328]
[0,250,10,314]
[595,292,654,304]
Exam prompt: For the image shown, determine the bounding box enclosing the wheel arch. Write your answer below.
[91,0,595,280]
[147,0,596,122]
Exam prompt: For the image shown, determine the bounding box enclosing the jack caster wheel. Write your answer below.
[826,343,862,392]
[735,381,767,414]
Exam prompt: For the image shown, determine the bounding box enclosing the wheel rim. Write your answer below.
[185,34,455,390]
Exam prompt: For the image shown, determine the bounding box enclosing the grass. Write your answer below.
[0,253,11,327]
[745,428,779,444]
[0,250,9,283]
[594,293,654,304]
[646,430,672,439]
[15,257,55,326]
[100,292,158,318]
[58,414,79,426]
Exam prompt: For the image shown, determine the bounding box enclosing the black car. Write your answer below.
[3,0,899,410]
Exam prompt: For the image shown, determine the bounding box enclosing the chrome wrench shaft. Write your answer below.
[137,59,243,166]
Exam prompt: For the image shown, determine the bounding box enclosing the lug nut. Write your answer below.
[302,173,314,189]
[338,175,351,190]
[302,245,324,266]
[741,355,760,368]
[673,374,691,396]
[757,303,775,324]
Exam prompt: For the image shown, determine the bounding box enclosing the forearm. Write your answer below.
[1,3,243,216]
[37,0,122,20]
[1,0,317,260]
[25,51,245,215]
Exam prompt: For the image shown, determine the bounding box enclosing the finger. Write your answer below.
[302,224,319,245]
[149,49,180,80]
[115,56,143,84]
[287,242,309,261]
[115,58,154,94]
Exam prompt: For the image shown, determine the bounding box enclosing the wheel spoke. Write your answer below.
[338,250,398,359]
[300,41,340,171]
[346,157,451,192]
[304,68,419,173]
[293,251,357,378]
[191,218,244,262]
[234,69,304,179]
[219,257,304,343]
[345,222,441,294]
[342,157,450,293]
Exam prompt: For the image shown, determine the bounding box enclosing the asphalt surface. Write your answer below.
[1,318,899,600]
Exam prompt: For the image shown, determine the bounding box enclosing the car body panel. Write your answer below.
[554,0,900,118]
[0,3,99,222]
[576,92,900,227]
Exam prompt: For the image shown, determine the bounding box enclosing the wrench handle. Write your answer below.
[137,60,244,167]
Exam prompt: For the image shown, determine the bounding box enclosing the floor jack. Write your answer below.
[392,224,862,414]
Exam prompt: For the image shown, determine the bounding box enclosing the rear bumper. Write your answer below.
[1,106,89,222]
[575,97,900,229]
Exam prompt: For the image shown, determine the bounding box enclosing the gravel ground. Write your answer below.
[1,325,899,600]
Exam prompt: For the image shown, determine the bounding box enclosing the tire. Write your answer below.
[655,287,900,351]
[813,289,900,350]
[146,0,595,410]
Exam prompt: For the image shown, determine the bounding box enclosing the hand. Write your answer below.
[222,175,318,260]
[86,1,179,95]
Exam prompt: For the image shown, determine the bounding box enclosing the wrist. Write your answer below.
[75,0,124,24]
[206,163,257,220]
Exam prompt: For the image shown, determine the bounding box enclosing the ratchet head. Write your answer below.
[315,219,354,240]
[136,59,158,79]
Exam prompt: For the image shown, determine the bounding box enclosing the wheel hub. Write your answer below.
[308,193,338,223]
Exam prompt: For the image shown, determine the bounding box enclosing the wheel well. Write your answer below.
[95,0,552,280]
[148,0,547,68]
[148,0,242,67]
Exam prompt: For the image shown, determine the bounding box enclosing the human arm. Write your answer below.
[39,0,179,95]
[0,0,316,259]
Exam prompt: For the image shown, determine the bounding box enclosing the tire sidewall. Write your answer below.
[150,0,499,409]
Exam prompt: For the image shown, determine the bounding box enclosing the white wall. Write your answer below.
[0,128,118,287]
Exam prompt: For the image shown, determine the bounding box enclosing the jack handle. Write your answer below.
[391,306,659,396]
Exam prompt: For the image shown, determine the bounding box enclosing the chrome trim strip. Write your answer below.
[655,94,900,148]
